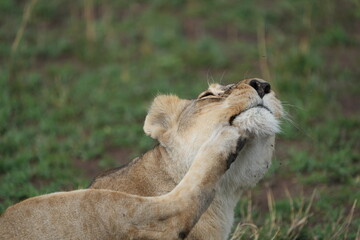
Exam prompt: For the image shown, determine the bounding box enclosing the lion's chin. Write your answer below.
[232,107,280,137]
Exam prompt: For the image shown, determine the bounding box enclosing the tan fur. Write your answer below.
[0,125,243,240]
[91,79,284,239]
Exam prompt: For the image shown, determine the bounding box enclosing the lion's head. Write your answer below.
[143,78,283,189]
[144,78,282,149]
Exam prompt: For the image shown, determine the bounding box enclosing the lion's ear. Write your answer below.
[144,95,188,141]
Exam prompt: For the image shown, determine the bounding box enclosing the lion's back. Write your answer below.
[89,148,177,197]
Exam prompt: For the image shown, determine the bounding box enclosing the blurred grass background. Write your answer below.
[0,0,359,239]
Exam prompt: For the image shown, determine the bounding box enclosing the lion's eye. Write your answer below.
[199,91,215,98]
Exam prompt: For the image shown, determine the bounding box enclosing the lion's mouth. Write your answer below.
[254,104,272,113]
[229,104,272,125]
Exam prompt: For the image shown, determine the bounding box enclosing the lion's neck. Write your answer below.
[159,143,196,184]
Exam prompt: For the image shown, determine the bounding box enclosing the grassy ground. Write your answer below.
[0,0,359,239]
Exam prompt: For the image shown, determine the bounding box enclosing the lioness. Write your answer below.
[1,124,245,239]
[90,78,283,239]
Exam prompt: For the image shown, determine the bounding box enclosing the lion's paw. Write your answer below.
[203,125,246,165]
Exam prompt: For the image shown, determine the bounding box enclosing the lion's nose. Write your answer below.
[249,79,271,98]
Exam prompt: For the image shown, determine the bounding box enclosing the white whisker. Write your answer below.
[219,71,227,84]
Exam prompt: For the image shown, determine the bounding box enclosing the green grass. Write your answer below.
[1,0,359,239]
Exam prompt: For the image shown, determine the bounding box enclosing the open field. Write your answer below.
[0,1,359,239]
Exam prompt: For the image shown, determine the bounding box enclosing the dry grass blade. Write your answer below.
[286,189,316,239]
[84,0,96,43]
[329,199,357,240]
[269,228,280,240]
[246,191,253,223]
[267,189,277,236]
[11,0,38,54]
[285,186,295,223]
[343,199,357,240]
[230,222,259,240]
